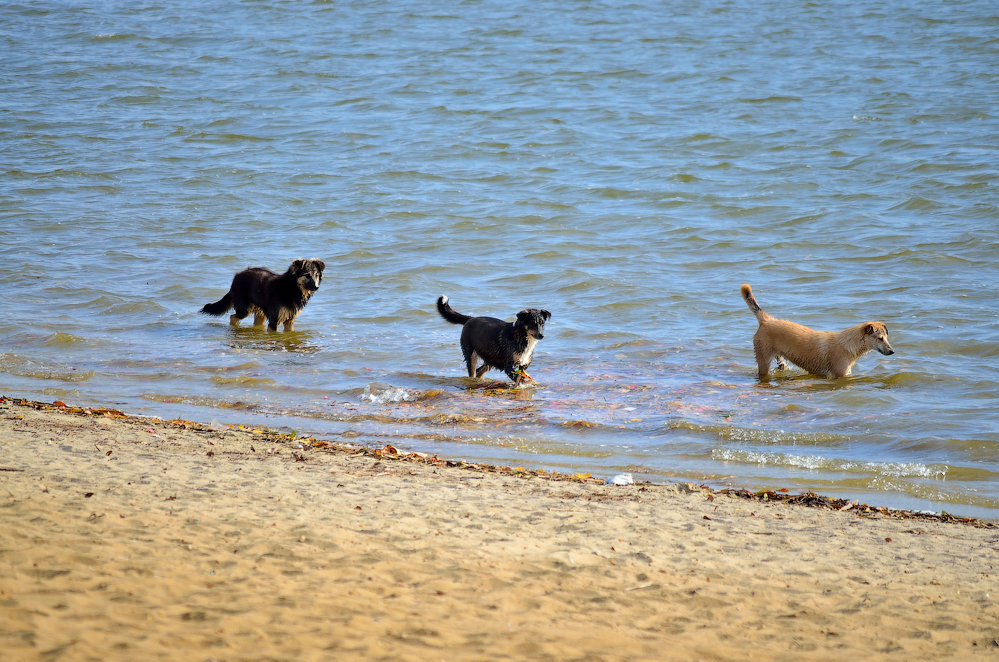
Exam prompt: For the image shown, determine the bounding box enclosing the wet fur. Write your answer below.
[201,259,325,331]
[437,296,551,385]
[741,283,894,379]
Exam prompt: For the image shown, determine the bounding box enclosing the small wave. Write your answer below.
[888,196,943,211]
[712,448,948,479]
[738,95,802,104]
[669,420,849,446]
[359,383,446,405]
[40,332,88,347]
[142,393,262,411]
[91,33,136,42]
[0,352,95,382]
[105,300,169,315]
[210,376,277,387]
[362,386,416,404]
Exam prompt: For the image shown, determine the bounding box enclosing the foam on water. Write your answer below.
[361,384,419,405]
[711,448,949,481]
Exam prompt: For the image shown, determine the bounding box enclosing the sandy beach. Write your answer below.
[1,396,996,661]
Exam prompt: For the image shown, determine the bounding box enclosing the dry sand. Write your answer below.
[1,396,997,661]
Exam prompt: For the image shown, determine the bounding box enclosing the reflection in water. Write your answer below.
[224,327,322,354]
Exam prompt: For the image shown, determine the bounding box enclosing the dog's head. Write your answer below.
[290,258,325,292]
[516,309,551,340]
[864,322,894,356]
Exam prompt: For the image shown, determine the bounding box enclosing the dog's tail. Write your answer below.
[437,295,472,325]
[741,284,770,321]
[200,293,232,317]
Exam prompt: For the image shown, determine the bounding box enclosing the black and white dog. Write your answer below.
[436,295,551,385]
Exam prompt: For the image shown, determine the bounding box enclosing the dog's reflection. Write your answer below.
[225,326,321,354]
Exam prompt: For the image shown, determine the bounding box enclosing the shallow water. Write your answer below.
[2,0,998,518]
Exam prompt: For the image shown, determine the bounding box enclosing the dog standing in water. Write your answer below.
[201,259,325,331]
[436,296,551,385]
[741,283,893,379]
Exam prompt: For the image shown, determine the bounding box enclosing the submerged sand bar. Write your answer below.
[1,396,997,661]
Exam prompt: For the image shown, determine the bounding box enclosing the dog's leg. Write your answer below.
[265,310,281,332]
[464,350,477,378]
[252,311,266,326]
[460,338,478,377]
[229,307,250,327]
[753,335,772,379]
[475,363,490,378]
[775,356,787,371]
[283,318,295,332]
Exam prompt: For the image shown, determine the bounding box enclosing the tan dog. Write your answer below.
[741,283,894,379]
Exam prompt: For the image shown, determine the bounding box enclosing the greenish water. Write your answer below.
[2,0,998,518]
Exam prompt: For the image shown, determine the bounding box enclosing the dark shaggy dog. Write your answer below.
[436,295,551,385]
[201,259,325,331]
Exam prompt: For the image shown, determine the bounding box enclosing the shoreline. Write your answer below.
[1,395,997,660]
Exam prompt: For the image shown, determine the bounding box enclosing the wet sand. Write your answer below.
[1,396,997,661]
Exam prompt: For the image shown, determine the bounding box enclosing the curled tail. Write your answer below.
[436,295,472,325]
[740,283,769,321]
[200,292,233,317]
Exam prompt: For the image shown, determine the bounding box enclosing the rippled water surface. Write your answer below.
[2,1,998,518]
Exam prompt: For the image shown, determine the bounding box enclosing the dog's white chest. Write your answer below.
[514,337,539,366]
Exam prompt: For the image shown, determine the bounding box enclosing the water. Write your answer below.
[2,0,998,519]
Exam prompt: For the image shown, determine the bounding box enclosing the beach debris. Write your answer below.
[719,488,996,527]
[6,396,995,528]
[606,473,634,486]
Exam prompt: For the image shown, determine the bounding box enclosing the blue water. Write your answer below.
[2,0,998,518]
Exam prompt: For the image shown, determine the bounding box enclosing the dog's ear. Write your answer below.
[290,259,306,274]
[864,323,879,335]
[540,310,551,321]
[516,311,531,324]
[314,259,325,273]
